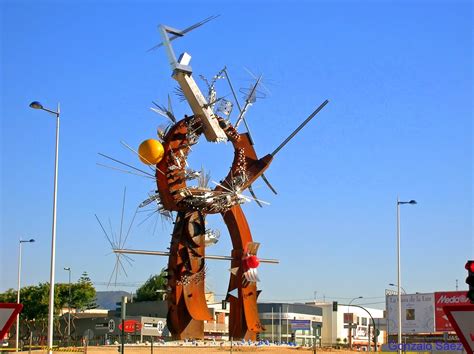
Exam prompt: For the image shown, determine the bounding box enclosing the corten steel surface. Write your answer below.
[166,211,211,339]
[223,206,263,340]
[156,115,270,340]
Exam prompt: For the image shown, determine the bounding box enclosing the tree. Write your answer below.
[78,271,93,285]
[343,337,348,347]
[75,271,97,310]
[134,268,168,302]
[0,276,97,339]
[0,273,97,320]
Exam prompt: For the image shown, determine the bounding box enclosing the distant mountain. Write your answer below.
[95,291,130,310]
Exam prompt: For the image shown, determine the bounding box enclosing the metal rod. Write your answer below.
[64,267,71,340]
[113,248,279,264]
[224,67,276,195]
[279,306,282,343]
[96,163,154,179]
[271,100,329,157]
[397,197,401,354]
[16,241,22,352]
[261,174,277,195]
[148,16,219,52]
[47,104,60,354]
[223,68,254,145]
[97,153,155,178]
[271,307,274,343]
[223,67,243,112]
[235,76,261,130]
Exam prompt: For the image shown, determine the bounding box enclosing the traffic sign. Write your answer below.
[0,303,23,339]
[118,320,142,333]
[108,319,115,333]
[157,321,164,334]
[443,305,474,354]
[344,323,358,329]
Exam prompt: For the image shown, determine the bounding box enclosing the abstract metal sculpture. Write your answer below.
[102,17,329,341]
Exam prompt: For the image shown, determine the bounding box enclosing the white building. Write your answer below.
[309,302,385,349]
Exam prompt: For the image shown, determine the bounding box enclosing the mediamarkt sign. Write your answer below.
[435,291,471,332]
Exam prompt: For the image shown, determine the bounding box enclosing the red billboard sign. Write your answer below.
[118,320,142,333]
[435,291,472,332]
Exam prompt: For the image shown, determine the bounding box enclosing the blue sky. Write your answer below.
[1,0,472,308]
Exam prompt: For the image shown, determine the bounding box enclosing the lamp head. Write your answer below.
[408,200,417,204]
[29,101,44,110]
[29,239,35,243]
[64,267,71,271]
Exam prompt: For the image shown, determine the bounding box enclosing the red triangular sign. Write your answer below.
[443,305,474,354]
[0,303,23,339]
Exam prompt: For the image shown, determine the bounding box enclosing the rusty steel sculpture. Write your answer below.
[102,17,329,341]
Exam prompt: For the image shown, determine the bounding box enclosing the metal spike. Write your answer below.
[167,94,174,117]
[261,174,277,195]
[147,15,220,52]
[118,187,126,248]
[227,289,238,298]
[271,99,329,157]
[98,152,155,178]
[235,75,262,129]
[95,214,112,246]
[229,267,239,275]
[96,163,155,179]
[122,206,138,247]
[248,185,263,208]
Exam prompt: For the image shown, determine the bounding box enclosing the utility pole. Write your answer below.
[121,296,127,354]
[271,307,274,343]
[279,306,282,343]
[63,267,71,342]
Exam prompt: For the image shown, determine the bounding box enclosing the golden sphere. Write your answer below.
[138,139,164,165]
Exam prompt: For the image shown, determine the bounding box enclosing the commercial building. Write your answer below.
[257,303,323,346]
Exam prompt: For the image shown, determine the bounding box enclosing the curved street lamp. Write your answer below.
[347,296,363,350]
[30,101,60,354]
[396,198,417,354]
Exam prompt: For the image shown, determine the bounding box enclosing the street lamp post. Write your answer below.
[64,267,71,339]
[30,101,60,354]
[347,296,362,350]
[16,239,35,352]
[396,198,417,354]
